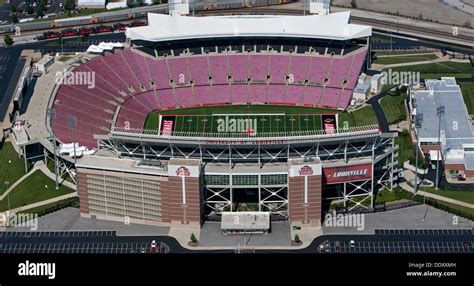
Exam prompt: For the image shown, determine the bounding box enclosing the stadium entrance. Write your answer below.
[203,165,289,220]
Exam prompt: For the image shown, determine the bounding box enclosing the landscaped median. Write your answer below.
[0,170,76,213]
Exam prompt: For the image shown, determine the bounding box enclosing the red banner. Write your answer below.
[323,163,372,184]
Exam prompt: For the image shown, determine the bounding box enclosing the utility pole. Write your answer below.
[435,106,445,190]
[414,113,423,193]
[47,108,59,190]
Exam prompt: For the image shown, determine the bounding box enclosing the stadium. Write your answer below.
[41,3,397,232]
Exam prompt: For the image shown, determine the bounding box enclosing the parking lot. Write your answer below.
[0,230,117,238]
[320,240,473,254]
[0,241,170,254]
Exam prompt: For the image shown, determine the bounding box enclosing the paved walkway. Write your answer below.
[416,190,474,209]
[4,192,77,214]
[399,180,474,209]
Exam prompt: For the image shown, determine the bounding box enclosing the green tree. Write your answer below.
[37,8,44,18]
[9,5,16,13]
[4,35,14,46]
[11,14,19,24]
[294,234,301,243]
[400,85,407,94]
[26,5,34,15]
[350,0,357,8]
[190,233,197,243]
[64,0,75,11]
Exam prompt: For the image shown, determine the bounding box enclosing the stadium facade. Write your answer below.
[47,10,397,229]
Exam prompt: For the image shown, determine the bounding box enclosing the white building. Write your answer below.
[353,80,371,102]
[33,55,54,74]
[76,0,105,9]
[371,74,384,94]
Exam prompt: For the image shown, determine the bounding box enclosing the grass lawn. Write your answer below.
[0,142,31,196]
[0,170,75,212]
[460,83,474,115]
[145,105,379,133]
[420,187,474,204]
[387,62,474,79]
[374,188,416,203]
[395,130,423,167]
[18,197,79,216]
[338,106,378,128]
[427,200,474,217]
[379,93,406,124]
[58,56,73,62]
[373,54,438,65]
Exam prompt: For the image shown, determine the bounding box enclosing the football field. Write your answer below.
[143,105,378,134]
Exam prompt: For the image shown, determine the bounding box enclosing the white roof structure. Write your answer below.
[86,42,125,54]
[77,0,105,6]
[126,11,372,42]
[414,77,474,168]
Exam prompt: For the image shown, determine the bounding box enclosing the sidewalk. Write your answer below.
[399,180,474,209]
[3,192,77,215]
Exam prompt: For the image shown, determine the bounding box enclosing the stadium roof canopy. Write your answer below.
[126,11,372,42]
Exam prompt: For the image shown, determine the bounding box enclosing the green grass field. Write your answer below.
[380,93,407,124]
[387,62,474,79]
[373,54,439,65]
[144,105,379,134]
[0,170,75,212]
[395,130,423,167]
[0,142,31,196]
[460,83,474,115]
[420,188,474,204]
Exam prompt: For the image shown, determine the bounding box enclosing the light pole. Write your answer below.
[414,113,423,193]
[435,106,445,190]
[67,115,78,193]
[47,108,59,190]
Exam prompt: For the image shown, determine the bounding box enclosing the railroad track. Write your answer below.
[3,6,474,48]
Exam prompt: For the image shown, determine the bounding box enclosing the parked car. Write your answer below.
[150,240,156,253]
[350,240,355,248]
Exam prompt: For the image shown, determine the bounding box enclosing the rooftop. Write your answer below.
[126,11,372,42]
[414,77,474,151]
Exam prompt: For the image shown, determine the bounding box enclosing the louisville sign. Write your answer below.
[323,163,372,184]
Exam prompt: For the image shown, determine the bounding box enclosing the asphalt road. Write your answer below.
[366,90,390,133]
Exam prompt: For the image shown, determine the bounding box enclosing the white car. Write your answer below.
[350,240,355,248]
